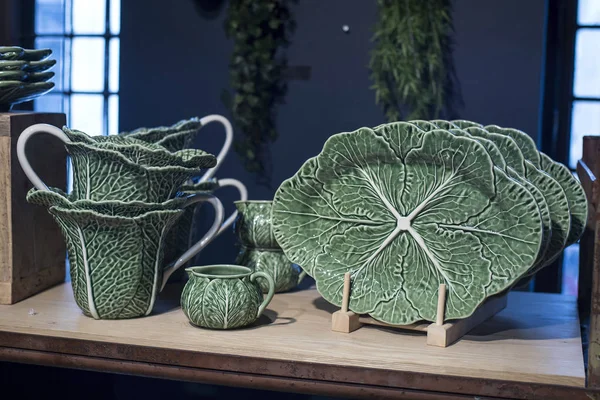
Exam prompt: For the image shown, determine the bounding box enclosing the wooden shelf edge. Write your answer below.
[0,330,590,400]
[0,346,485,400]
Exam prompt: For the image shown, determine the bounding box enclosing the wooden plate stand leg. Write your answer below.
[331,272,508,347]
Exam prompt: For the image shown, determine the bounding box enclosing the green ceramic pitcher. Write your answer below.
[181,265,275,330]
[25,188,225,320]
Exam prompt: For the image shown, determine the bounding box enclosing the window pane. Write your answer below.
[34,37,64,91]
[579,0,600,25]
[570,101,600,168]
[108,95,119,135]
[71,37,105,92]
[35,0,65,34]
[65,0,72,33]
[70,94,105,136]
[110,0,120,34]
[109,38,119,93]
[72,0,106,34]
[574,29,600,98]
[34,93,64,113]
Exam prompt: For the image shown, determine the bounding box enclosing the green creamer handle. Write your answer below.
[250,271,275,317]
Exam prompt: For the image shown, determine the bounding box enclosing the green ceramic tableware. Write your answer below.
[62,127,217,169]
[119,117,203,151]
[272,124,544,325]
[235,246,306,293]
[0,70,26,81]
[164,178,248,278]
[234,200,279,249]
[119,115,233,182]
[24,71,55,83]
[23,59,56,73]
[0,60,27,71]
[26,189,225,320]
[181,265,275,330]
[16,123,216,203]
[0,46,52,61]
[0,81,54,111]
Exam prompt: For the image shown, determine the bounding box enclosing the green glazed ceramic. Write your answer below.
[119,114,233,183]
[165,178,248,283]
[272,124,543,325]
[23,59,56,73]
[119,117,203,152]
[26,188,225,320]
[538,151,588,247]
[235,246,306,293]
[16,124,216,203]
[24,71,55,83]
[181,265,275,330]
[0,60,27,71]
[0,70,26,81]
[0,80,54,111]
[0,46,52,61]
[413,122,561,275]
[62,127,216,169]
[234,200,279,249]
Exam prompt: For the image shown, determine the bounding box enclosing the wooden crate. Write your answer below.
[0,112,67,304]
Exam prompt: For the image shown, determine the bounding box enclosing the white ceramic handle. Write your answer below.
[160,194,224,292]
[216,178,248,235]
[198,114,233,182]
[16,123,70,191]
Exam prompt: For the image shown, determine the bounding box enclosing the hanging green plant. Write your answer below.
[222,0,296,187]
[369,0,462,121]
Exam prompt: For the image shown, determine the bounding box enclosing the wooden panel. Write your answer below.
[0,138,12,289]
[0,112,67,304]
[0,282,586,389]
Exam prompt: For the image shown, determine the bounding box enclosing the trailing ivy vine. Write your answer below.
[369,0,462,122]
[223,0,296,186]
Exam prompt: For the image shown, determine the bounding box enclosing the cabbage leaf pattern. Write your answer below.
[272,126,543,324]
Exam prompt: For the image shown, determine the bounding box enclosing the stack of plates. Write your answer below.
[0,46,56,111]
[271,119,588,325]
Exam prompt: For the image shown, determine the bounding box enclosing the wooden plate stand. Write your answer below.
[331,272,508,347]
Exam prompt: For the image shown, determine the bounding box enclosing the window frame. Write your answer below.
[30,0,120,137]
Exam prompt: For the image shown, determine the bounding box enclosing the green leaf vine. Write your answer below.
[223,0,296,187]
[369,0,462,122]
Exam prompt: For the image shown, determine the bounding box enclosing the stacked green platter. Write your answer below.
[0,46,56,111]
[271,120,587,326]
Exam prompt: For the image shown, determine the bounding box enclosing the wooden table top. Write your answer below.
[0,281,588,399]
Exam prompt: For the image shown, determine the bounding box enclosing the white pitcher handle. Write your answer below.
[216,178,248,235]
[198,114,233,182]
[17,123,70,191]
[160,193,224,292]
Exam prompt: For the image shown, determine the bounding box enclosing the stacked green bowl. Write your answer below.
[0,46,56,111]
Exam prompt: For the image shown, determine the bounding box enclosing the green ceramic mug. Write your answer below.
[181,265,275,330]
[233,200,279,249]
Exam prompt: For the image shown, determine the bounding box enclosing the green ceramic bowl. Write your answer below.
[17,124,217,203]
[119,117,203,152]
[63,127,217,169]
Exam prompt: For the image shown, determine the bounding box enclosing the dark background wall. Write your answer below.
[120,0,547,268]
